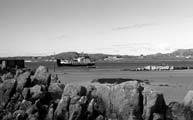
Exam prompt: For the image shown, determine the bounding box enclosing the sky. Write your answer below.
[1,0,193,56]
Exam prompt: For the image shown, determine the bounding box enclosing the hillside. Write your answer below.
[2,49,193,62]
[52,52,112,61]
[145,49,193,60]
[50,52,80,60]
[170,49,193,57]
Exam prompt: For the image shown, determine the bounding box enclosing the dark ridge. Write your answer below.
[91,78,150,84]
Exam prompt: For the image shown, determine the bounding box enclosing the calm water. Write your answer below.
[26,61,193,72]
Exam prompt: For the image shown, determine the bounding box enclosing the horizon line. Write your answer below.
[1,48,191,58]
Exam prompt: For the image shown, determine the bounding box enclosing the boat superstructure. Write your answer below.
[57,57,95,66]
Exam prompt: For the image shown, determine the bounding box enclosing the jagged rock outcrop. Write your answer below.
[90,81,144,120]
[0,65,193,120]
[16,71,31,92]
[29,85,45,101]
[31,66,51,86]
[54,81,166,120]
[48,83,65,101]
[183,91,193,107]
[143,88,167,120]
[0,79,17,110]
[54,95,70,120]
[166,91,193,120]
[1,72,14,82]
[54,84,88,120]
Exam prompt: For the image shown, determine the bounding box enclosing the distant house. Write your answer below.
[104,56,123,61]
[143,65,173,71]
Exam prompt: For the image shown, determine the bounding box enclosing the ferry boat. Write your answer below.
[56,57,95,67]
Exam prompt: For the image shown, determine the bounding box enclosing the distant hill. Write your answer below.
[144,49,193,60]
[2,49,193,62]
[169,49,193,57]
[51,52,112,61]
[50,52,79,60]
[51,52,137,61]
[149,49,193,57]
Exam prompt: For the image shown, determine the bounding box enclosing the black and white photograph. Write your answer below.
[1,0,193,120]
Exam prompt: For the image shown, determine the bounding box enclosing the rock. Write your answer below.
[78,96,87,105]
[2,112,12,120]
[168,90,193,120]
[13,110,26,119]
[91,81,143,120]
[1,72,14,81]
[19,100,32,111]
[168,102,187,120]
[0,77,2,83]
[62,84,87,97]
[22,88,30,100]
[31,66,51,86]
[26,100,40,116]
[48,83,64,101]
[14,69,24,78]
[89,84,110,115]
[6,92,23,112]
[13,110,25,118]
[4,65,193,120]
[69,103,82,120]
[70,96,81,105]
[93,97,105,116]
[68,96,88,120]
[27,114,38,120]
[168,98,193,120]
[183,90,193,107]
[54,81,145,120]
[51,74,59,83]
[87,99,95,118]
[54,96,70,120]
[16,113,27,120]
[143,89,167,120]
[95,115,104,120]
[113,81,143,120]
[33,99,49,119]
[16,71,31,92]
[29,84,50,104]
[153,113,164,120]
[46,104,54,120]
[29,85,44,101]
[54,84,88,120]
[0,79,17,110]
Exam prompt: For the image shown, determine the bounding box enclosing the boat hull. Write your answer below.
[57,59,95,67]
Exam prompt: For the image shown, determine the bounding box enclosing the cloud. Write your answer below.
[112,23,154,31]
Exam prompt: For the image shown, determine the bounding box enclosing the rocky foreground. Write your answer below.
[0,66,193,120]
